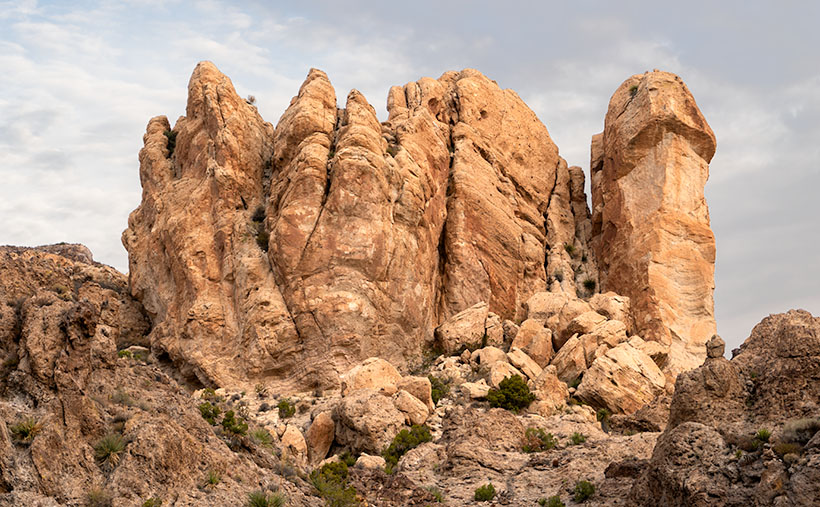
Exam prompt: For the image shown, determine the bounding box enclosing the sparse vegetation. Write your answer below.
[570,432,587,445]
[117,349,132,358]
[629,84,638,97]
[94,433,126,466]
[583,278,596,292]
[563,243,576,257]
[486,374,536,413]
[553,271,564,283]
[310,461,359,506]
[163,130,177,157]
[221,410,248,436]
[596,408,611,424]
[383,424,432,474]
[523,427,557,453]
[86,486,113,507]
[111,388,133,406]
[340,450,358,467]
[539,496,565,507]
[425,486,444,502]
[251,428,274,447]
[386,145,399,157]
[755,428,772,442]
[247,490,286,507]
[569,376,582,389]
[573,480,595,502]
[142,498,162,507]
[773,442,803,458]
[780,418,820,445]
[199,401,222,425]
[256,229,270,252]
[206,469,222,487]
[251,206,266,223]
[10,417,42,444]
[277,398,296,419]
[428,375,450,405]
[474,483,496,502]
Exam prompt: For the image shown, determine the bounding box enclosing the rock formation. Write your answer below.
[124,62,596,389]
[590,71,718,376]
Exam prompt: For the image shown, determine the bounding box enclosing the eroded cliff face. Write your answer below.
[124,62,594,389]
[124,62,715,390]
[591,71,717,376]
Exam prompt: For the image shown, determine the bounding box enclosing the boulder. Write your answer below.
[506,348,543,380]
[397,376,435,411]
[471,346,508,367]
[589,292,632,333]
[393,390,429,426]
[281,424,308,459]
[550,335,586,383]
[510,319,554,367]
[435,302,489,353]
[306,411,335,465]
[334,389,405,454]
[489,362,524,388]
[576,342,666,414]
[461,379,491,399]
[529,365,569,416]
[355,454,386,471]
[340,357,402,396]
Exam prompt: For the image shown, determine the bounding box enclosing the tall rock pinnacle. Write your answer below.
[590,70,717,374]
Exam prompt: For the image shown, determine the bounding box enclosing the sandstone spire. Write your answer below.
[590,70,717,375]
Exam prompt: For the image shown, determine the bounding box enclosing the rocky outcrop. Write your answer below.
[591,70,717,375]
[630,310,820,506]
[123,62,603,389]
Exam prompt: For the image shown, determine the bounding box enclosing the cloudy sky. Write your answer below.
[1,0,818,350]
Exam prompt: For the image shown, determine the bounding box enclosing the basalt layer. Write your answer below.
[123,63,716,390]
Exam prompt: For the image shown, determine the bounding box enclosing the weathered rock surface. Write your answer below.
[333,388,405,454]
[591,70,717,375]
[630,310,820,506]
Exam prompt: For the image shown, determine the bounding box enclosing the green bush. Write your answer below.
[773,442,803,458]
[94,433,125,466]
[221,410,248,436]
[474,483,495,502]
[251,428,274,447]
[755,428,772,442]
[310,461,359,506]
[117,349,132,358]
[570,432,587,445]
[256,229,270,252]
[425,486,443,502]
[486,375,536,413]
[582,279,596,292]
[629,85,638,97]
[523,427,557,453]
[9,417,42,444]
[564,243,576,257]
[142,498,162,507]
[251,206,266,223]
[206,470,221,487]
[596,408,611,423]
[247,490,286,507]
[574,480,595,502]
[428,375,450,405]
[199,402,222,425]
[86,486,113,507]
[383,424,432,473]
[339,450,358,467]
[277,398,296,419]
[539,496,565,507]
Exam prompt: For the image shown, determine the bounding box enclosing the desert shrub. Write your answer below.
[523,427,557,453]
[781,418,820,445]
[737,435,762,452]
[574,480,595,502]
[339,450,358,467]
[564,243,576,257]
[117,349,132,358]
[755,428,772,442]
[247,490,286,507]
[629,85,638,97]
[251,206,265,223]
[310,461,359,506]
[256,229,270,252]
[583,279,596,292]
[94,433,125,466]
[163,130,177,157]
[277,398,296,419]
[428,375,450,405]
[486,375,536,413]
[570,432,587,445]
[111,388,133,406]
[221,410,248,436]
[9,417,42,444]
[568,376,582,389]
[596,408,611,424]
[86,486,113,507]
[773,442,803,458]
[539,496,565,507]
[199,402,222,425]
[474,483,495,502]
[425,486,443,502]
[383,424,432,473]
[142,498,162,507]
[386,145,399,157]
[206,469,222,487]
[251,428,274,447]
[553,271,564,283]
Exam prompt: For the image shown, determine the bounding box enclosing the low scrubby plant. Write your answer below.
[383,424,432,473]
[583,279,596,292]
[573,480,595,502]
[428,375,450,405]
[425,486,443,502]
[339,450,358,467]
[486,374,536,413]
[629,84,639,97]
[111,388,133,406]
[773,442,803,458]
[142,498,162,507]
[596,408,611,425]
[310,461,358,506]
[199,402,222,425]
[781,418,820,445]
[277,398,296,419]
[256,229,270,252]
[251,428,274,447]
[523,427,557,453]
[755,428,772,442]
[247,490,286,507]
[570,432,587,445]
[221,410,248,436]
[9,417,42,444]
[86,486,113,507]
[564,243,576,257]
[117,349,132,359]
[539,496,565,507]
[94,433,126,466]
[474,483,495,502]
[163,130,177,157]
